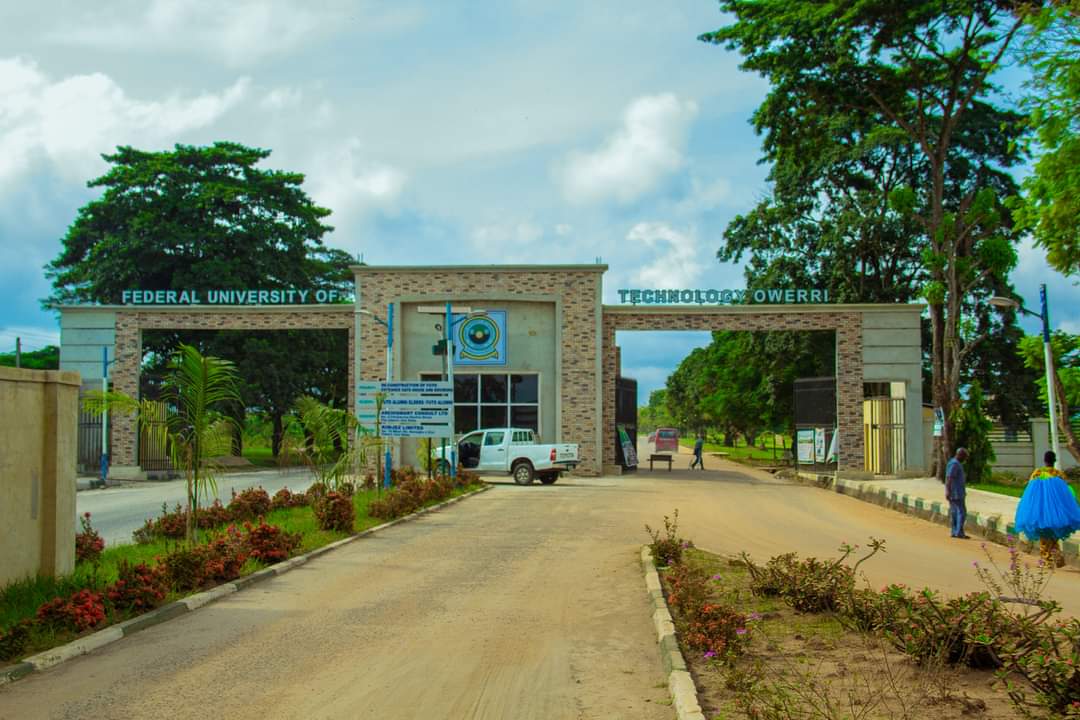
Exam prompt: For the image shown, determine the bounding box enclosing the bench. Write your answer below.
[649,453,673,471]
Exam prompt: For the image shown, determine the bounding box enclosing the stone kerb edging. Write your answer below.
[640,546,707,720]
[0,484,492,687]
[794,472,1080,568]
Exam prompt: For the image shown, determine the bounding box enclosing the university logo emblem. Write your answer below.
[454,310,507,365]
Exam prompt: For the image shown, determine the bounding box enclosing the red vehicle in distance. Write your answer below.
[653,428,679,455]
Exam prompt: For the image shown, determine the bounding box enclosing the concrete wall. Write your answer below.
[861,309,924,472]
[0,367,80,586]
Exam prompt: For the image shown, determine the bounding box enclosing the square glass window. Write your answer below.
[455,405,478,435]
[481,404,507,429]
[484,431,505,446]
[481,374,507,403]
[510,374,538,403]
[510,405,538,434]
[454,374,478,403]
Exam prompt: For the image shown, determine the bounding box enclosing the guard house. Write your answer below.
[59,264,924,478]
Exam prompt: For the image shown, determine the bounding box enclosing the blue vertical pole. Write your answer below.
[100,347,109,486]
[447,302,456,481]
[384,303,393,489]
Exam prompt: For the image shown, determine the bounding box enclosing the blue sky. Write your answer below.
[1,0,1076,403]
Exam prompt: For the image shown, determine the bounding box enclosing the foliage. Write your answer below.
[243,520,301,564]
[75,512,105,565]
[368,471,473,521]
[1020,331,1080,464]
[270,487,308,510]
[742,540,885,614]
[313,492,355,533]
[285,396,368,490]
[197,499,232,529]
[159,526,249,592]
[1013,1,1080,277]
[701,0,1027,476]
[0,621,31,662]
[883,588,1007,669]
[35,590,106,633]
[227,487,272,521]
[106,561,168,612]
[645,510,690,567]
[0,345,58,370]
[952,381,996,484]
[638,389,676,435]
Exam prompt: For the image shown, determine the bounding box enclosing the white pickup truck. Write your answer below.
[432,428,579,485]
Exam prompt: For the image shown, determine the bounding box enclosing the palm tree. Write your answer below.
[84,344,241,544]
[285,395,369,490]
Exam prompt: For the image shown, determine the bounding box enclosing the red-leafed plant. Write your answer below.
[197,499,232,529]
[227,487,271,520]
[0,621,31,661]
[75,512,105,564]
[244,520,301,564]
[313,491,354,533]
[36,589,106,633]
[107,560,169,612]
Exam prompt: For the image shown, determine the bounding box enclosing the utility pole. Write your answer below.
[15,337,20,368]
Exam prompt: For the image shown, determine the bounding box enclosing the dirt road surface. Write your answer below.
[6,462,1080,720]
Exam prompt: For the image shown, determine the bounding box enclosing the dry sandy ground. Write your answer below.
[6,462,1080,720]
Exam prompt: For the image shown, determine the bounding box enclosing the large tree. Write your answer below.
[1014,1,1080,277]
[46,142,353,456]
[703,1,1027,476]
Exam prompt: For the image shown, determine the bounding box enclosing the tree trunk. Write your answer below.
[930,301,949,480]
[1052,370,1080,465]
[231,404,244,456]
[272,413,283,458]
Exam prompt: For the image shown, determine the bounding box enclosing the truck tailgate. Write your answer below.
[553,444,578,463]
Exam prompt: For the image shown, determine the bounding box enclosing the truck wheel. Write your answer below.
[512,461,535,485]
[539,472,558,485]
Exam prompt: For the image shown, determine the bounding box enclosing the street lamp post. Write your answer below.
[99,346,117,489]
[989,283,1061,468]
[359,304,393,488]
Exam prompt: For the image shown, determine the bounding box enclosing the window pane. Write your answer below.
[454,374,478,403]
[481,374,507,403]
[484,431,504,446]
[481,405,507,429]
[455,405,478,435]
[510,406,538,434]
[510,374,538,403]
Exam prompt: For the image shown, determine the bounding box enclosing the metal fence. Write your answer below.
[138,400,172,472]
[864,397,906,475]
[77,406,102,475]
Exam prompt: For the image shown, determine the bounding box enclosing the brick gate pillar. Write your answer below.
[111,315,141,471]
[835,318,865,472]
[601,318,618,472]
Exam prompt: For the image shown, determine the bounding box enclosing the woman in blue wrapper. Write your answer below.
[1014,451,1080,567]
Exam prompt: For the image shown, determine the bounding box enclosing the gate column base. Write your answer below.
[108,465,146,481]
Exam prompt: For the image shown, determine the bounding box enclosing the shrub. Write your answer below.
[304,482,329,506]
[0,621,31,662]
[666,561,710,616]
[646,510,690,567]
[227,487,271,520]
[75,512,105,564]
[455,468,481,487]
[885,589,1006,669]
[685,602,752,661]
[337,481,356,498]
[107,560,168,612]
[244,520,301,564]
[314,492,355,533]
[996,617,1080,717]
[743,539,885,614]
[154,503,189,539]
[197,499,232,529]
[36,589,106,633]
[160,527,249,591]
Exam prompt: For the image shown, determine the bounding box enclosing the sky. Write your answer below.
[0,0,1077,404]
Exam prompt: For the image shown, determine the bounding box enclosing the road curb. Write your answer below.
[793,472,1080,567]
[640,546,706,720]
[0,483,492,687]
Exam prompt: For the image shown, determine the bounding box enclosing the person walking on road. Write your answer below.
[945,447,969,539]
[1015,451,1080,568]
[690,434,705,470]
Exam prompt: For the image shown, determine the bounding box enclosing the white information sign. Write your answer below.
[814,428,827,463]
[357,381,454,437]
[796,429,816,464]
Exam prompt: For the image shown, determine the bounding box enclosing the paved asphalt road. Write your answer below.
[78,468,317,546]
[9,460,1080,719]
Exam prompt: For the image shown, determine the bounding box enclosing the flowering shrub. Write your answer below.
[313,492,355,533]
[160,526,249,591]
[645,510,690,567]
[667,561,711,616]
[36,589,106,633]
[0,621,31,661]
[996,617,1080,717]
[107,560,168,612]
[368,476,457,520]
[75,512,105,564]
[271,487,308,510]
[196,499,232,529]
[304,483,329,506]
[227,487,271,520]
[244,520,301,564]
[686,602,752,660]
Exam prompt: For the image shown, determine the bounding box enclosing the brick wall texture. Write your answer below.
[111,309,355,467]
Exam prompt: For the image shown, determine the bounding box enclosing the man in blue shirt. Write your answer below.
[945,447,969,539]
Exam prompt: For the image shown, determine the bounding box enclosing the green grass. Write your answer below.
[0,481,485,659]
[680,434,793,463]
[970,480,1080,499]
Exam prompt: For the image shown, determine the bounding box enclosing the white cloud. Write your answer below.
[554,223,573,236]
[559,93,698,205]
[307,142,407,231]
[0,325,60,352]
[626,222,702,288]
[0,56,248,185]
[45,1,418,67]
[260,87,303,111]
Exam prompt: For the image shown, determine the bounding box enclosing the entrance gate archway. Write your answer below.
[601,304,924,474]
